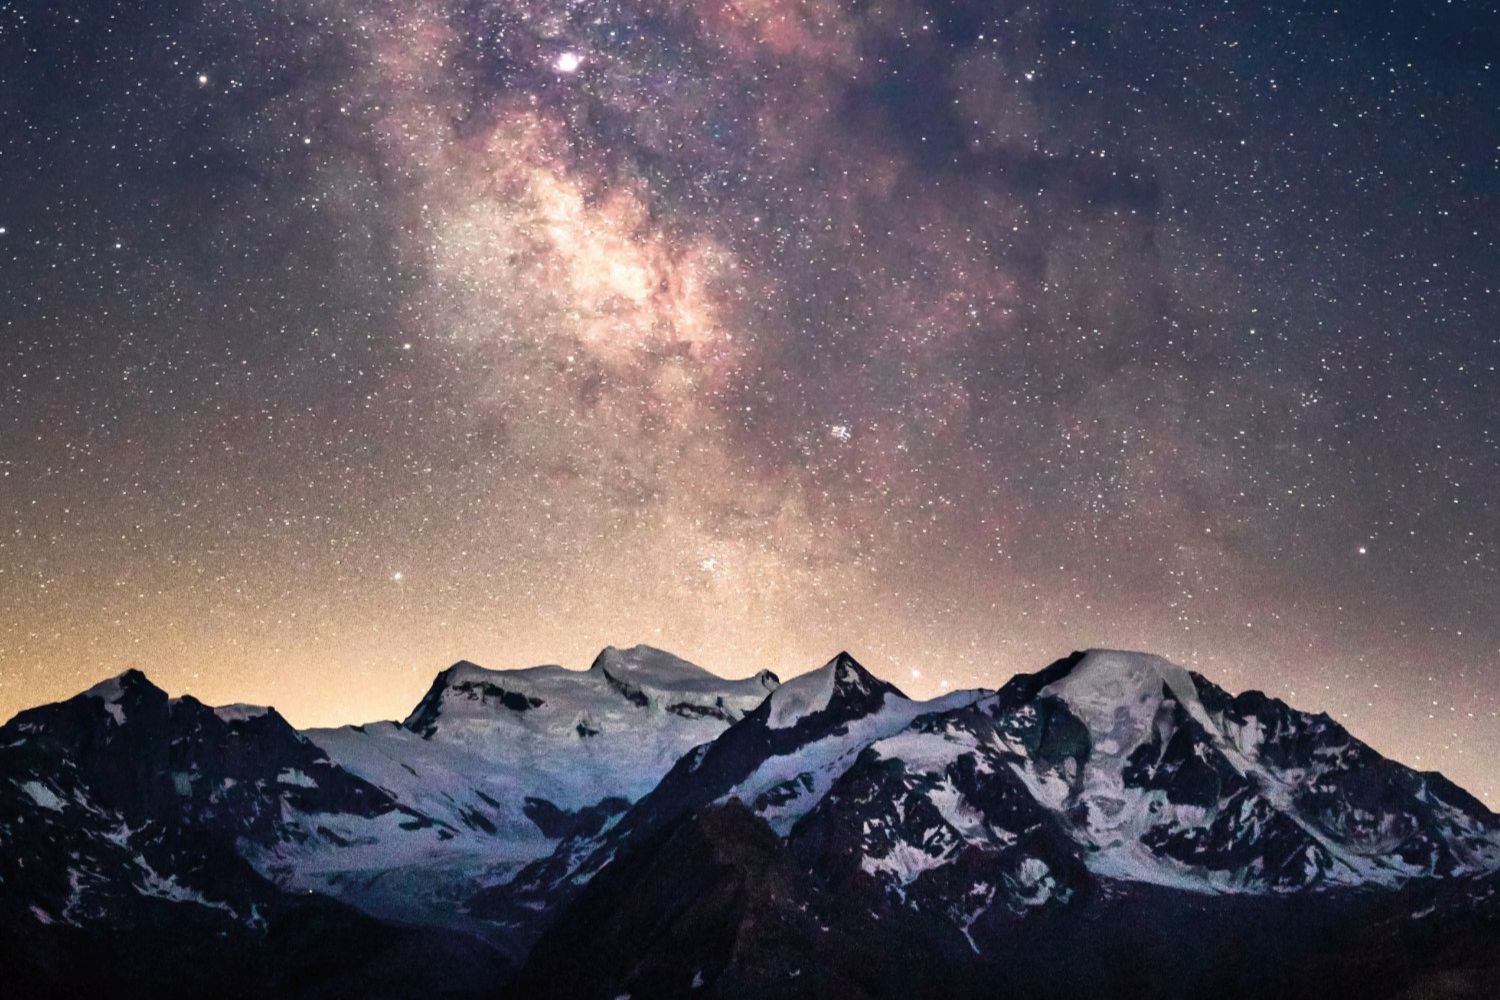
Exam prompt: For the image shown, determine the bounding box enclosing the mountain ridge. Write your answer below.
[3,645,1497,998]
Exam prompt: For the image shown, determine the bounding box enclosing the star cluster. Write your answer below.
[1,1,1497,800]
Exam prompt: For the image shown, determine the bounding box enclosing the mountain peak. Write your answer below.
[1065,648,1198,687]
[827,649,860,671]
[82,667,155,694]
[79,668,165,724]
[588,645,782,704]
[994,649,1199,713]
[1067,648,1200,695]
[1033,649,1203,748]
[764,651,902,730]
[827,651,887,692]
[590,644,710,679]
[438,658,491,681]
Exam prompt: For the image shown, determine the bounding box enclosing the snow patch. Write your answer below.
[19,780,65,812]
[82,675,128,725]
[134,857,238,917]
[765,662,838,730]
[737,689,985,833]
[861,839,954,884]
[1041,649,1200,757]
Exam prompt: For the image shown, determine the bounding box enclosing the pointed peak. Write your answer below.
[826,650,875,684]
[764,652,902,730]
[822,651,906,701]
[829,650,861,670]
[590,644,642,672]
[78,669,166,725]
[81,668,162,701]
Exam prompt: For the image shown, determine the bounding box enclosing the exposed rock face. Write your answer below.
[507,800,970,1000]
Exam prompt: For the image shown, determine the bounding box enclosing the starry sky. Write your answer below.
[2,1,1497,801]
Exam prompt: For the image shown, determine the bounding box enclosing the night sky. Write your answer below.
[2,2,1497,802]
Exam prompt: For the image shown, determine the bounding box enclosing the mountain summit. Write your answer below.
[762,650,902,730]
[986,649,1500,890]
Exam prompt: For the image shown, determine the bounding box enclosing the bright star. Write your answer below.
[554,52,582,74]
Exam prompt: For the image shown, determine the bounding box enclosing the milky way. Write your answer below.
[2,2,1497,800]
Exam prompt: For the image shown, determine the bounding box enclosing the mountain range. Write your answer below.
[3,645,1498,998]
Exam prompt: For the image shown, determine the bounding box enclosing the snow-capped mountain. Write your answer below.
[484,651,984,915]
[1043,652,1492,884]
[0,669,511,996]
[293,645,777,929]
[923,649,1500,896]
[769,647,1500,957]
[4,646,1498,998]
[0,668,405,930]
[489,648,1500,991]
